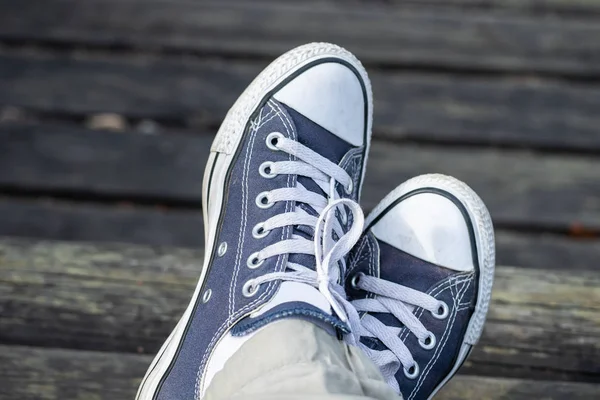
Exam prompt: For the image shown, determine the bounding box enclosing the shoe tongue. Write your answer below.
[230,103,357,337]
[282,103,354,163]
[278,102,354,269]
[378,240,456,294]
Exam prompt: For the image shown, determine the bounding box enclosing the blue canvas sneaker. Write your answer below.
[345,174,495,400]
[136,43,373,400]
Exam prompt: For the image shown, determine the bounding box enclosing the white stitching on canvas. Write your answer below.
[228,102,282,316]
[228,110,259,315]
[398,274,472,342]
[408,277,471,399]
[195,101,298,398]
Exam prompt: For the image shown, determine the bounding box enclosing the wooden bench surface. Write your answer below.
[2,345,598,400]
[0,0,598,398]
[0,238,598,398]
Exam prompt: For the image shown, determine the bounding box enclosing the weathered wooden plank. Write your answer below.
[369,0,600,15]
[0,239,598,381]
[0,196,598,272]
[222,0,600,15]
[276,0,600,15]
[0,52,250,120]
[0,122,210,204]
[470,266,600,381]
[0,238,204,353]
[1,52,599,152]
[2,122,599,231]
[1,1,600,77]
[439,375,600,400]
[0,345,597,400]
[361,143,600,231]
[0,198,204,247]
[372,74,600,152]
[0,346,148,400]
[495,231,600,271]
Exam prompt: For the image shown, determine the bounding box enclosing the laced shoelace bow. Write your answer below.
[244,132,365,325]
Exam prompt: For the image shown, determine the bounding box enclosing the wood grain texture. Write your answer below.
[0,196,598,271]
[439,375,600,400]
[0,198,204,247]
[1,52,599,152]
[223,0,600,14]
[495,231,600,271]
[361,143,600,231]
[0,122,210,204]
[0,238,598,381]
[1,345,598,400]
[1,1,600,77]
[0,345,150,400]
[2,122,599,231]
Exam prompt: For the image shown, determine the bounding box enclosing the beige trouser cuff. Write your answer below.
[205,319,400,400]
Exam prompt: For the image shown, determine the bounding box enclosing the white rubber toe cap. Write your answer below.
[371,193,474,272]
[273,62,366,147]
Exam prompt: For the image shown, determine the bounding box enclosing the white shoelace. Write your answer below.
[244,131,449,393]
[348,274,449,392]
[245,132,364,324]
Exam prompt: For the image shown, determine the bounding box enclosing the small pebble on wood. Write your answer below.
[86,113,128,131]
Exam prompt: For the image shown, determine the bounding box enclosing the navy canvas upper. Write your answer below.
[282,104,360,268]
[157,99,365,399]
[347,232,478,400]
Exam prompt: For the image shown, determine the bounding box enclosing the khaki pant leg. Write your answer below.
[205,319,400,400]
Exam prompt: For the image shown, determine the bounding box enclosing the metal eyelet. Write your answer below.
[259,161,277,179]
[201,289,212,303]
[344,180,353,194]
[252,223,270,239]
[266,132,284,151]
[418,332,437,350]
[217,242,227,257]
[432,301,450,320]
[350,273,362,289]
[242,280,260,297]
[404,362,419,379]
[255,191,274,209]
[247,252,264,269]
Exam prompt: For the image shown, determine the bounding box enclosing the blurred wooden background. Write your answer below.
[0,1,598,399]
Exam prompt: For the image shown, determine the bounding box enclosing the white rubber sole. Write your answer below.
[136,42,373,400]
[365,173,496,400]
